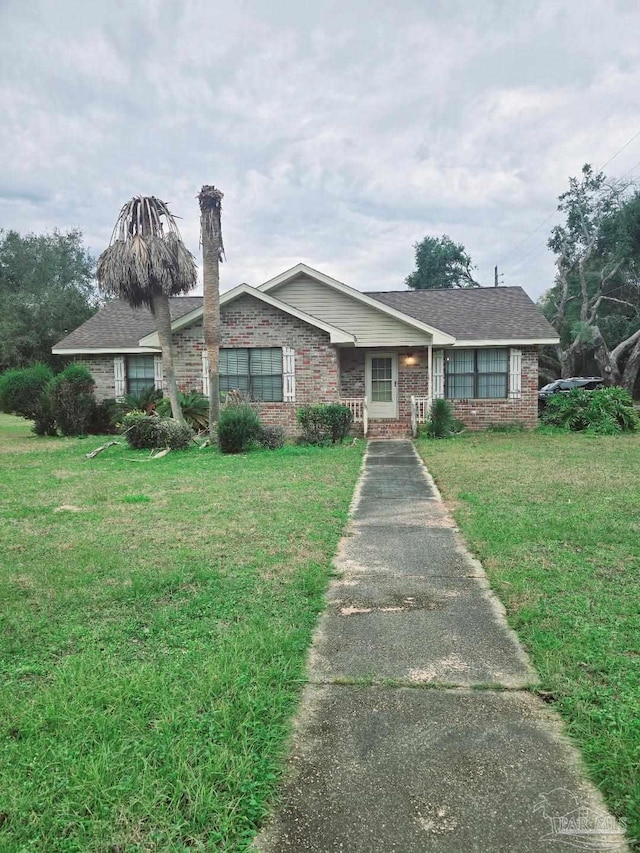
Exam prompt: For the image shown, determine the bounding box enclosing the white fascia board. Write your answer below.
[451,338,560,347]
[258,262,456,345]
[52,346,161,355]
[138,282,356,347]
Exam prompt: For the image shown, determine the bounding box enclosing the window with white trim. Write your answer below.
[445,349,509,399]
[220,348,283,402]
[127,354,155,396]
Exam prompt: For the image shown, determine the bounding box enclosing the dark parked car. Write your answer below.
[538,377,603,410]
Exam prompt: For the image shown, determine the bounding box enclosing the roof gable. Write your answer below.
[258,263,455,345]
[137,283,356,347]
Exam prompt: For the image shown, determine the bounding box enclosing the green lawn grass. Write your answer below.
[416,430,640,848]
[0,414,364,851]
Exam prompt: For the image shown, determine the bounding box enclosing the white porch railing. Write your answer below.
[340,397,368,436]
[410,395,431,437]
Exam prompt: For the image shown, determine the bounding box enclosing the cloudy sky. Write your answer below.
[2,0,640,300]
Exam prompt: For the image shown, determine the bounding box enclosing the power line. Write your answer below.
[497,126,640,271]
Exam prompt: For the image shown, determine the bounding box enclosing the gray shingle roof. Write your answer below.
[53,285,558,350]
[53,297,203,349]
[368,286,558,340]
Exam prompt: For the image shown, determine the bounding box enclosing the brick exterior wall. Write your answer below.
[448,347,538,430]
[73,302,539,435]
[340,346,539,432]
[72,355,117,400]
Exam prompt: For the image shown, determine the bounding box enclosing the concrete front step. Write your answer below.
[366,420,412,438]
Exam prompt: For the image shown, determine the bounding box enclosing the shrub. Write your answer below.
[121,411,194,450]
[423,399,464,439]
[157,390,209,431]
[48,363,96,436]
[296,403,353,445]
[87,398,129,434]
[32,394,57,436]
[541,386,639,435]
[217,404,261,453]
[258,424,286,450]
[123,386,163,414]
[0,363,54,419]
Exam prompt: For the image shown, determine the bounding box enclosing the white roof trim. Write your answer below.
[52,346,161,355]
[137,283,356,347]
[258,263,456,345]
[451,338,560,347]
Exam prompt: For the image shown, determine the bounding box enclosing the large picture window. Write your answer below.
[127,354,155,396]
[445,349,508,399]
[220,348,283,402]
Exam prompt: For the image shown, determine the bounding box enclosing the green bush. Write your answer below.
[296,403,353,445]
[423,398,464,439]
[258,424,286,450]
[32,394,57,436]
[123,386,163,414]
[157,390,209,431]
[0,363,54,419]
[217,404,261,453]
[541,386,639,435]
[48,363,96,436]
[121,411,194,450]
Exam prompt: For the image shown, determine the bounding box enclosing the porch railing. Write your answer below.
[340,397,368,436]
[410,395,431,437]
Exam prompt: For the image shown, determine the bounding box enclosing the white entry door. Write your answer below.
[365,352,398,419]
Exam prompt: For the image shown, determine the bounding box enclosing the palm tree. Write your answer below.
[197,185,224,438]
[96,196,197,425]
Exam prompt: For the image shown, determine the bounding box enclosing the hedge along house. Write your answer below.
[52,263,559,437]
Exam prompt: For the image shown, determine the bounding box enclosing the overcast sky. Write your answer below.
[2,0,640,300]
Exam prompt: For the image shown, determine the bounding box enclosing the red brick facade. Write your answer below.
[73,296,540,435]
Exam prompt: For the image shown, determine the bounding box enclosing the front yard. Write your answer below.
[0,415,364,851]
[416,430,640,847]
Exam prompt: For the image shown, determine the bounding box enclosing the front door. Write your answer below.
[365,352,398,419]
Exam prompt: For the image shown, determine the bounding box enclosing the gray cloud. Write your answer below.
[1,0,640,299]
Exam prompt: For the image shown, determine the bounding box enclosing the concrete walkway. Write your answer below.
[255,441,628,852]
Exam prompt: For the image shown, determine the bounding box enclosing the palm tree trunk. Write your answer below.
[151,293,185,425]
[202,229,221,436]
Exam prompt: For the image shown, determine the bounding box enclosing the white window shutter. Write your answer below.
[509,348,522,399]
[282,346,295,402]
[432,349,444,399]
[114,355,125,400]
[154,355,164,391]
[202,350,209,397]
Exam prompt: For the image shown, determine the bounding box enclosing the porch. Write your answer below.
[338,346,433,437]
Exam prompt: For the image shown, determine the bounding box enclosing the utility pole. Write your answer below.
[494,265,499,287]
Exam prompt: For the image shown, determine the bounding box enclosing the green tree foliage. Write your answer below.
[543,166,640,391]
[405,235,479,290]
[0,229,98,371]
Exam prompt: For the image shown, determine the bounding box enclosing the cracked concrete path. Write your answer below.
[254,440,628,852]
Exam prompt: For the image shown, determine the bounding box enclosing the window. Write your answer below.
[445,349,508,399]
[220,348,283,402]
[127,354,155,396]
[370,356,393,402]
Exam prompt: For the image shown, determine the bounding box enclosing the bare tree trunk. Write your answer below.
[202,229,220,436]
[621,336,640,394]
[199,186,224,441]
[151,293,185,425]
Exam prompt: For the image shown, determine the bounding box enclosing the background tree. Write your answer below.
[0,229,97,371]
[197,185,224,438]
[544,165,640,392]
[405,234,479,289]
[96,196,197,424]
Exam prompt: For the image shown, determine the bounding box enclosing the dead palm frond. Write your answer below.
[97,196,197,308]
